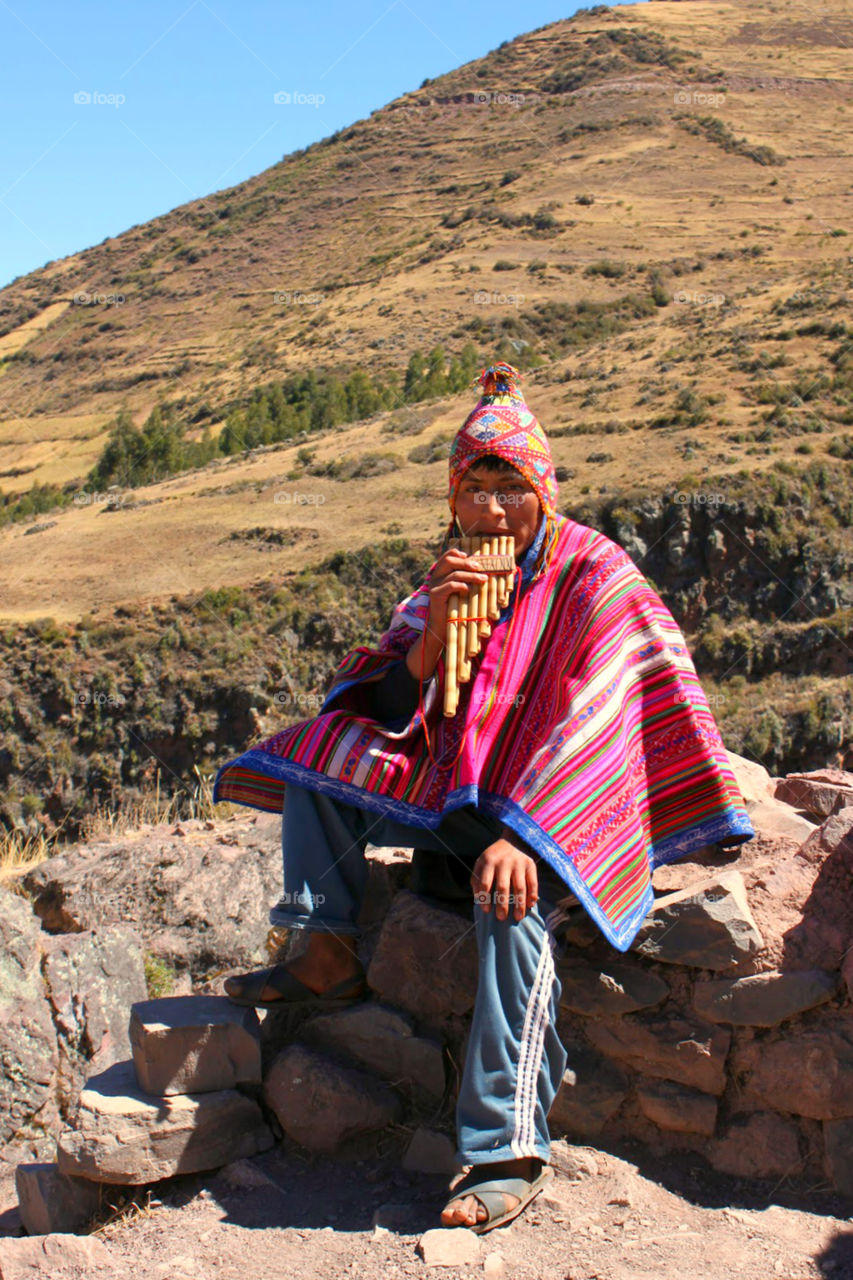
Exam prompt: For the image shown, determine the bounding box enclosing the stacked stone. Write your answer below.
[15,985,450,1237]
[545,767,853,1199]
[16,996,275,1236]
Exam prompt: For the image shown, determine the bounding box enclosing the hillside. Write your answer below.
[0,0,852,835]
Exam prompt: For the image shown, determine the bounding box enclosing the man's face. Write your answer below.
[454,465,542,558]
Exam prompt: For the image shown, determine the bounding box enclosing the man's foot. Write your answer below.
[224,932,362,1004]
[441,1157,545,1230]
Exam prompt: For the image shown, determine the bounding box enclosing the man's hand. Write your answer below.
[471,837,538,922]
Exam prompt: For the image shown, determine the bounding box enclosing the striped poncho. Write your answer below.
[213,514,753,949]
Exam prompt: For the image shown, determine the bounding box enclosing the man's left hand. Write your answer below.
[471,838,538,922]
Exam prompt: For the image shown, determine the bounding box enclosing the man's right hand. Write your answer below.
[406,548,489,680]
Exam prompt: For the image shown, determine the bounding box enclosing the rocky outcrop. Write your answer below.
[0,891,59,1148]
[21,817,281,981]
[0,889,146,1160]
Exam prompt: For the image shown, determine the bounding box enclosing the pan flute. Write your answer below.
[443,535,515,717]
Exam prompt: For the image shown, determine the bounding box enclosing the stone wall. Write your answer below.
[3,756,852,1236]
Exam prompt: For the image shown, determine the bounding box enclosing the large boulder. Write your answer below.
[709,1112,803,1180]
[129,996,262,1095]
[549,1045,630,1138]
[636,1080,717,1136]
[0,890,58,1146]
[367,891,478,1024]
[585,1014,731,1095]
[263,1043,402,1153]
[631,871,764,970]
[22,816,282,980]
[42,926,147,1111]
[15,1162,111,1236]
[775,769,853,820]
[56,1060,273,1183]
[557,958,669,1018]
[302,1002,444,1099]
[693,969,839,1027]
[738,1023,853,1120]
[783,807,853,971]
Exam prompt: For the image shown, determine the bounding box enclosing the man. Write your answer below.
[214,363,753,1232]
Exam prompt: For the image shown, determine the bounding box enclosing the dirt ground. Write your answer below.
[13,1138,848,1280]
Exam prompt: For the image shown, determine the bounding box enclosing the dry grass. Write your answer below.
[0,771,236,878]
[80,767,228,843]
[0,826,59,881]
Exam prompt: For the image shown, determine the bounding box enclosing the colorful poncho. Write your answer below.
[213,512,753,950]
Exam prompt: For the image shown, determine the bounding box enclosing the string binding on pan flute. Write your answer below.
[444,534,515,717]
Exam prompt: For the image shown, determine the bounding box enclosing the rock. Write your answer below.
[56,1059,273,1183]
[586,1014,730,1095]
[709,1112,802,1179]
[0,1233,119,1277]
[302,1002,444,1098]
[14,1162,110,1236]
[263,1043,401,1153]
[417,1227,481,1267]
[483,1251,506,1277]
[549,1047,630,1137]
[0,889,58,1146]
[402,1128,458,1176]
[372,1203,416,1232]
[775,770,853,820]
[740,1023,853,1119]
[787,808,853,971]
[22,818,281,980]
[557,959,669,1017]
[823,1117,853,1196]
[745,799,818,843]
[367,891,478,1022]
[631,871,764,970]
[693,969,840,1026]
[129,996,262,1095]
[636,1080,718,1136]
[726,751,775,804]
[541,1181,575,1212]
[548,1140,599,1180]
[42,927,147,1107]
[214,1158,278,1190]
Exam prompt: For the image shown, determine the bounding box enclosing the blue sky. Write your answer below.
[0,0,644,291]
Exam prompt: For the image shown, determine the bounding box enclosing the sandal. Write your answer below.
[441,1163,553,1235]
[224,963,368,1010]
